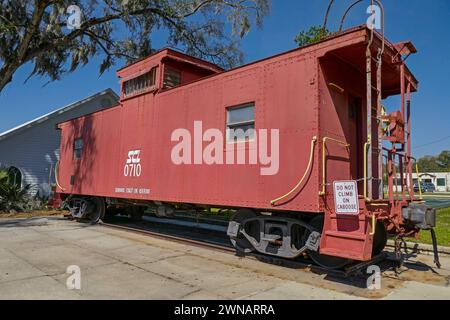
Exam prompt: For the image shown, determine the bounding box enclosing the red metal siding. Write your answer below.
[58,48,324,212]
[56,28,387,216]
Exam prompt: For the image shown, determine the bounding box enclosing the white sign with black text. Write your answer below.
[333,180,359,215]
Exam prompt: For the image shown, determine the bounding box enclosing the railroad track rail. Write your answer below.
[99,220,235,254]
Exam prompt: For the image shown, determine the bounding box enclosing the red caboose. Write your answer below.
[56,26,436,269]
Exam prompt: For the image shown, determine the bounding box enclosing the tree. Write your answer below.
[294,26,331,47]
[0,0,270,92]
[294,0,333,47]
[417,151,450,173]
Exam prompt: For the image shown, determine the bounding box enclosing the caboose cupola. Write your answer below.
[117,48,224,101]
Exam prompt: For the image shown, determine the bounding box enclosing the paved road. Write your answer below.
[0,216,449,300]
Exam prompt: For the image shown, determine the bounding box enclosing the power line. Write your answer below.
[413,135,450,150]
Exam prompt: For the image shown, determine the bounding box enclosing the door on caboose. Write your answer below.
[348,95,364,195]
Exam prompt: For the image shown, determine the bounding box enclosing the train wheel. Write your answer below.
[306,216,351,270]
[229,209,259,253]
[86,197,105,224]
[372,221,387,256]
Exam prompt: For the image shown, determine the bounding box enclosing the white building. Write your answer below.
[0,89,119,197]
[389,171,450,193]
[412,172,450,193]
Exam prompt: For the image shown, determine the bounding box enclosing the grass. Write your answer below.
[413,207,450,247]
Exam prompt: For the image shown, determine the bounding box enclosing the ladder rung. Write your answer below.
[371,85,381,93]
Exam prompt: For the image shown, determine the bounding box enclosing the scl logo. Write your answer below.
[124,150,142,177]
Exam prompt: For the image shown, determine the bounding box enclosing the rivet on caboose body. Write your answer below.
[55,26,438,270]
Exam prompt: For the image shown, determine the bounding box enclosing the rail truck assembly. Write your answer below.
[55,24,439,270]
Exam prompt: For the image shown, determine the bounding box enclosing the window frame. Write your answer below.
[163,66,182,89]
[226,103,255,144]
[122,66,158,98]
[7,166,22,188]
[73,138,83,160]
[437,178,446,187]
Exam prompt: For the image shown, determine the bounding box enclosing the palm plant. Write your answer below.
[0,182,31,212]
[0,166,32,213]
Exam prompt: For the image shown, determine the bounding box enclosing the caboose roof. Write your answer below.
[117,25,418,98]
[143,24,419,98]
[117,48,224,80]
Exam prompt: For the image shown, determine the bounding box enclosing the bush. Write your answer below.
[0,182,32,213]
[0,167,47,213]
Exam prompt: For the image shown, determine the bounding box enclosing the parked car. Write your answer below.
[414,182,436,193]
[413,182,423,193]
[423,182,436,193]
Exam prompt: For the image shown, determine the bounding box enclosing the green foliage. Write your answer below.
[294,26,332,47]
[0,182,31,213]
[0,167,7,184]
[417,151,450,173]
[0,166,47,213]
[0,0,270,92]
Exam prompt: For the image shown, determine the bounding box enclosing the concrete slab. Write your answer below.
[384,281,450,300]
[102,244,186,265]
[52,262,197,299]
[181,289,227,300]
[244,281,362,300]
[138,254,259,291]
[75,233,139,251]
[0,228,45,247]
[215,278,278,299]
[0,216,449,300]
[13,237,67,251]
[44,226,105,241]
[0,248,46,283]
[11,244,117,275]
[0,276,80,299]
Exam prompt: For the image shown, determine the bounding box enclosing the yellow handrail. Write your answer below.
[54,160,65,192]
[369,214,376,236]
[319,137,350,196]
[271,136,317,206]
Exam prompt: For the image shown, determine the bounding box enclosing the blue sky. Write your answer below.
[0,0,449,157]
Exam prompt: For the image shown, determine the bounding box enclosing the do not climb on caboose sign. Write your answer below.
[333,181,359,215]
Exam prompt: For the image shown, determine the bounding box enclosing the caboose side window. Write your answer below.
[163,67,181,88]
[122,67,157,97]
[226,103,255,142]
[73,138,83,160]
